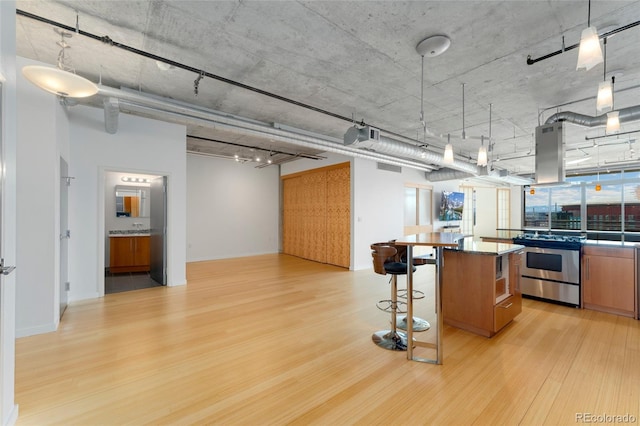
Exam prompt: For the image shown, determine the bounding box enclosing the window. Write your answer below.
[522,170,640,240]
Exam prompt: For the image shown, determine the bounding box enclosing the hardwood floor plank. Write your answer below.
[14,254,640,425]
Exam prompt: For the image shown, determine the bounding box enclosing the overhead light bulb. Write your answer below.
[596,80,613,113]
[443,134,454,164]
[595,183,602,191]
[576,26,603,71]
[606,110,620,133]
[477,136,488,167]
[530,188,536,195]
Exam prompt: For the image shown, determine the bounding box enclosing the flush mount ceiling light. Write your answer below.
[576,0,603,71]
[21,29,97,98]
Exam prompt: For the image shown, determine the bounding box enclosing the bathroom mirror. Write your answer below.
[115,185,149,218]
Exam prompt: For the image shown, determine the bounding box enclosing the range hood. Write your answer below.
[535,122,565,184]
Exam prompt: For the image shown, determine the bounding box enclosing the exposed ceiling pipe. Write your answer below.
[343,125,479,175]
[103,97,119,134]
[80,86,440,172]
[424,169,475,182]
[545,104,640,126]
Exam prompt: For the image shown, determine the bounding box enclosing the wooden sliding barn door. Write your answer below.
[282,162,350,268]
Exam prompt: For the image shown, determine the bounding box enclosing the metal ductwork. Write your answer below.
[79,85,445,172]
[423,169,475,182]
[545,104,640,126]
[343,125,480,175]
[103,97,119,134]
[70,84,526,183]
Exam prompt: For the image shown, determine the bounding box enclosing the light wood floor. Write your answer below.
[15,254,640,425]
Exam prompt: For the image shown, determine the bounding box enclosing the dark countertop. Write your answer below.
[481,232,640,248]
[446,237,525,255]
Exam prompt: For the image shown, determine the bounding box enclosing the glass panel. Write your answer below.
[586,182,622,231]
[404,187,417,226]
[624,182,640,232]
[418,188,431,225]
[550,185,582,230]
[524,187,550,228]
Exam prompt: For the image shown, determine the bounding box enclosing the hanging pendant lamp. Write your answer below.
[576,0,603,71]
[477,136,488,167]
[443,134,454,164]
[596,38,612,113]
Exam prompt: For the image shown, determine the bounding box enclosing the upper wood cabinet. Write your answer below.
[582,245,636,318]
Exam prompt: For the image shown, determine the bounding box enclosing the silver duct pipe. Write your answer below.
[545,104,640,126]
[117,101,440,172]
[91,86,439,171]
[344,125,479,175]
[424,169,475,182]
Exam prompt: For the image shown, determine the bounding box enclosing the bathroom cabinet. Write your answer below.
[109,236,150,273]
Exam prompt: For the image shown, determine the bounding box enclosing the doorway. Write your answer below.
[104,171,167,294]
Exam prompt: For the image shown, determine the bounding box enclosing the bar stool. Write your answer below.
[371,243,415,351]
[391,243,434,332]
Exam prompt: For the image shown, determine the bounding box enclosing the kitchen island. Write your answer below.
[442,239,525,337]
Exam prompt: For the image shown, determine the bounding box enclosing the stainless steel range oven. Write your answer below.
[512,234,585,307]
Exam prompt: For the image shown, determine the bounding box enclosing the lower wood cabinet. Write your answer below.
[109,236,150,273]
[582,245,636,318]
[442,249,523,337]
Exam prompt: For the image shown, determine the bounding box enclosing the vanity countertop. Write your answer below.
[109,230,150,237]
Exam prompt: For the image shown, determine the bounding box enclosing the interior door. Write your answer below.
[59,157,69,317]
[150,176,167,285]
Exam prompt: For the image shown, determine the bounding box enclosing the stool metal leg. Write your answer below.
[372,274,408,351]
[396,315,431,332]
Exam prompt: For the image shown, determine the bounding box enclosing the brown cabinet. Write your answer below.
[109,236,150,273]
[442,249,523,337]
[582,245,636,318]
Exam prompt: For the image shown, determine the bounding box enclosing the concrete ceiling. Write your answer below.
[14,0,640,180]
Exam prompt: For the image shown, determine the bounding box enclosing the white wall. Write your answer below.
[186,153,279,261]
[352,159,431,270]
[511,186,523,229]
[0,1,19,423]
[69,107,187,301]
[15,57,68,337]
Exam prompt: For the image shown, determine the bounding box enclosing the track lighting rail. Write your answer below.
[526,19,640,66]
[187,135,325,161]
[16,9,420,146]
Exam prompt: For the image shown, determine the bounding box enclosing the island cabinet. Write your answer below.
[582,245,636,318]
[442,249,523,337]
[109,236,150,273]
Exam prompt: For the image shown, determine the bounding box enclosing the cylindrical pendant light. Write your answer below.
[443,133,454,164]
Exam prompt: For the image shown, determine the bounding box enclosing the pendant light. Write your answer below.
[576,0,603,71]
[443,133,454,164]
[415,35,452,164]
[477,136,488,167]
[595,146,602,191]
[596,38,612,113]
[21,29,97,98]
[606,110,620,133]
[605,75,619,133]
[477,103,492,167]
